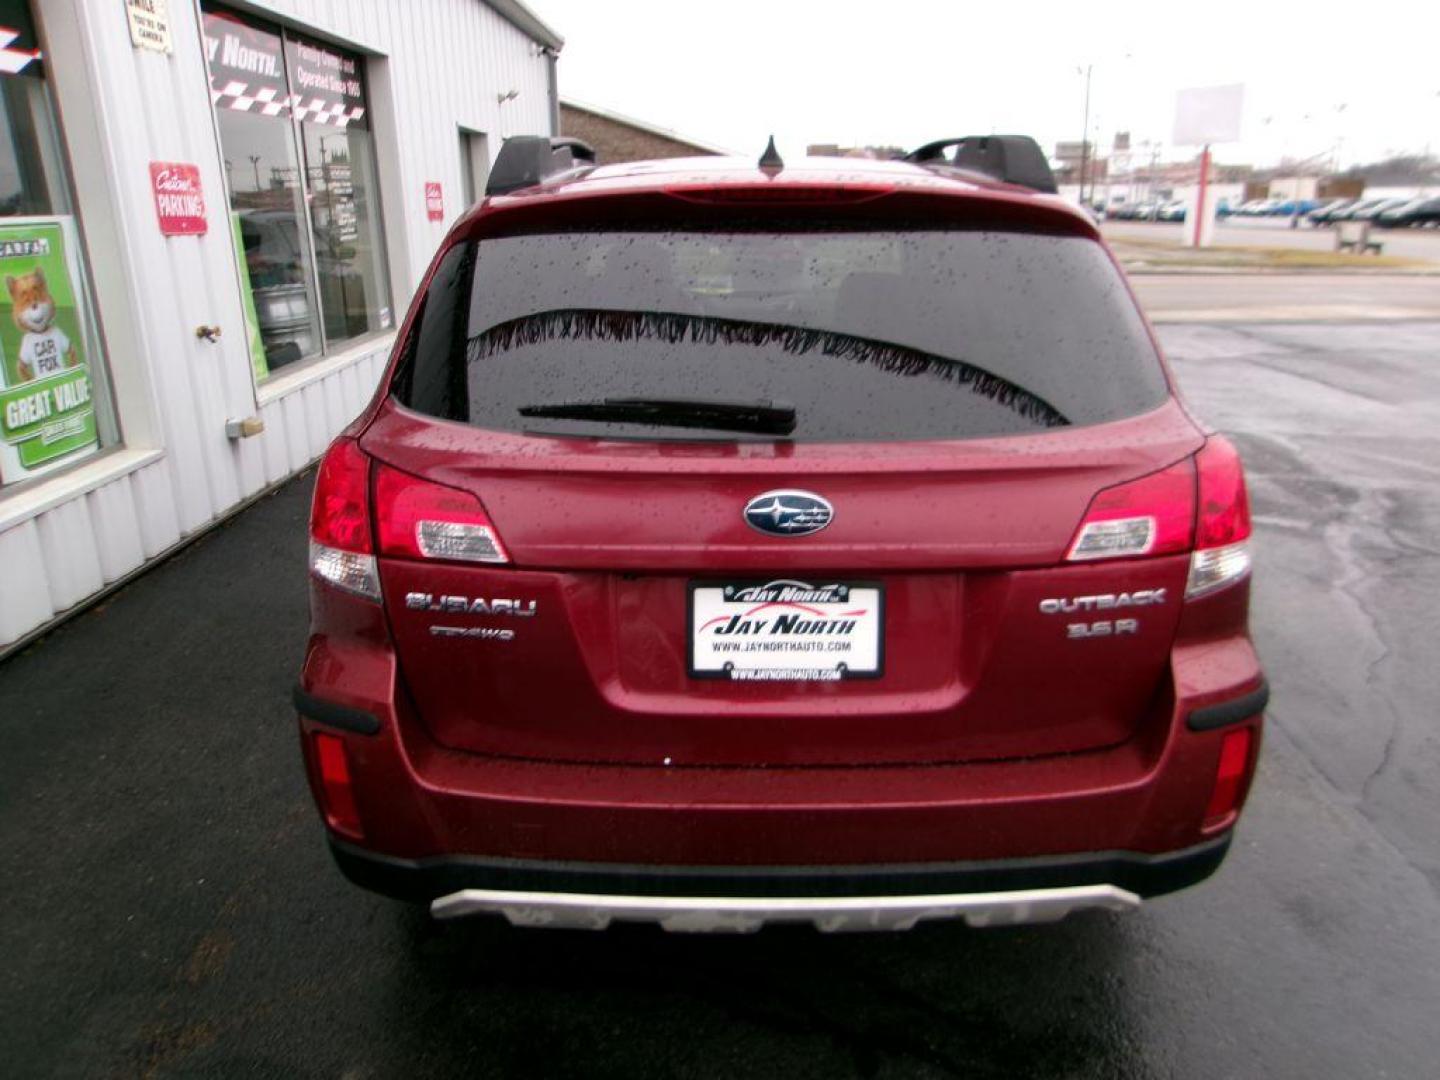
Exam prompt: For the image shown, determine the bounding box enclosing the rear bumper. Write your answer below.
[298,683,1263,870]
[296,605,1265,880]
[331,833,1230,929]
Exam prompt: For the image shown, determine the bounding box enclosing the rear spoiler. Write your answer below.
[486,135,597,196]
[905,135,1058,194]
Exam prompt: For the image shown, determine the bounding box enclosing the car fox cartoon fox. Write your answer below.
[7,268,77,383]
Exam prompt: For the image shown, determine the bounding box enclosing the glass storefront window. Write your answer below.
[202,4,392,382]
[216,100,324,371]
[0,0,119,490]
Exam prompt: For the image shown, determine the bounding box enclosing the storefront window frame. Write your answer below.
[203,2,396,390]
[0,1,126,499]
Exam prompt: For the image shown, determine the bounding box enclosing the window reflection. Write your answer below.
[299,114,393,343]
[218,105,322,371]
[203,4,392,380]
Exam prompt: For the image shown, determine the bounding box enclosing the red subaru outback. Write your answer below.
[296,135,1266,932]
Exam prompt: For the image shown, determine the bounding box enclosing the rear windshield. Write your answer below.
[394,227,1167,442]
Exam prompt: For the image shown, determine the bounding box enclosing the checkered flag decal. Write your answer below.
[0,28,41,75]
[291,96,367,127]
[210,79,366,128]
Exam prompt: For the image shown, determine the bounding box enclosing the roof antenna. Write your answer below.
[758,135,784,176]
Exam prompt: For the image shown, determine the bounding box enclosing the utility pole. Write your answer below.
[1078,65,1093,206]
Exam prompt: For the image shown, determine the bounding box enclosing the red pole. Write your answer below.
[1192,144,1211,246]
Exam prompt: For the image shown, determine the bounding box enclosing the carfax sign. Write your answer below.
[0,221,100,481]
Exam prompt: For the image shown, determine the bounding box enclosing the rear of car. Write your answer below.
[296,155,1266,932]
[1305,199,1351,224]
[1378,196,1440,228]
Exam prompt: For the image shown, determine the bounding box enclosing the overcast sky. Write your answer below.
[534,0,1440,169]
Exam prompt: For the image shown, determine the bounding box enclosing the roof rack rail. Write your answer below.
[486,135,597,196]
[905,136,1057,194]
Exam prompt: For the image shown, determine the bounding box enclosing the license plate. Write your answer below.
[688,579,883,681]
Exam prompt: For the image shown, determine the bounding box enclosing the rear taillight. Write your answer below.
[313,731,363,838]
[374,462,509,564]
[1066,459,1195,561]
[309,438,381,601]
[1203,726,1254,828]
[1186,436,1253,599]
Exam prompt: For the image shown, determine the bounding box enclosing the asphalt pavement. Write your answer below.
[3,321,1439,1078]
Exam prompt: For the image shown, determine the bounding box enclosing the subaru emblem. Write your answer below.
[743,490,834,537]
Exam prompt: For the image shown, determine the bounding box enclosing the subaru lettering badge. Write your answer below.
[743,490,834,537]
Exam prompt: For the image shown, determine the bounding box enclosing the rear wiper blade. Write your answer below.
[517,396,796,436]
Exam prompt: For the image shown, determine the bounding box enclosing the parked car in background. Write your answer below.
[1270,199,1320,217]
[1327,197,1390,222]
[1376,196,1440,227]
[1304,199,1354,224]
[1351,197,1411,222]
[1156,199,1187,222]
[1115,201,1154,220]
[297,135,1266,933]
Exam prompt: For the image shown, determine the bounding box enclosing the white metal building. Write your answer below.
[0,0,561,651]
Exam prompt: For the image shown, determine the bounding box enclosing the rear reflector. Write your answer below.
[374,463,509,564]
[313,731,363,838]
[1186,436,1254,599]
[1203,727,1253,827]
[1067,459,1195,561]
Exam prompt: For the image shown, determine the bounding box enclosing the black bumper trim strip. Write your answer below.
[293,685,381,736]
[1187,679,1270,731]
[327,832,1232,904]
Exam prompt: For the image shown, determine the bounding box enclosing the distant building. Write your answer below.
[560,99,728,163]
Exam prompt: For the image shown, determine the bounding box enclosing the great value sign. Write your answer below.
[0,221,100,481]
[149,162,207,236]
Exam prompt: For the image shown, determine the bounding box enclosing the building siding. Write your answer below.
[0,1,555,650]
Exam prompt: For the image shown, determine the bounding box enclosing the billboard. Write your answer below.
[1174,84,1244,146]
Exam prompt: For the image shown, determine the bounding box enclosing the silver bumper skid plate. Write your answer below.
[430,883,1140,932]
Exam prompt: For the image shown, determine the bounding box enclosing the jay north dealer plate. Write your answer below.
[688,579,883,681]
